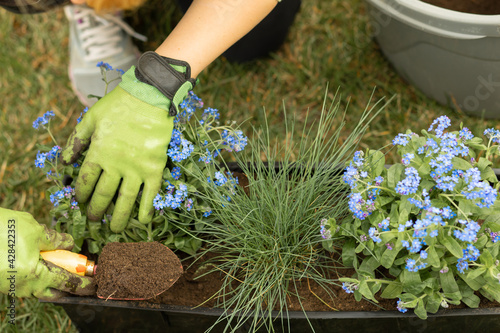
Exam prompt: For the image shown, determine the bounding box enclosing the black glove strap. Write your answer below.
[135,51,196,116]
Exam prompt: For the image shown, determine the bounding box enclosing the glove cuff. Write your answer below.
[118,52,196,116]
[135,51,196,117]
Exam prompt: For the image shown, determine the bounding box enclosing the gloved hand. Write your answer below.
[0,208,95,300]
[61,52,195,232]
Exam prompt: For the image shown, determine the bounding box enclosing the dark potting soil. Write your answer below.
[148,251,398,312]
[95,242,183,300]
[423,0,500,15]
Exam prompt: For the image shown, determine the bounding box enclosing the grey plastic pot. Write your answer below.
[364,0,500,119]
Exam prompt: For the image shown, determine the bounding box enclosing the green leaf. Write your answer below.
[469,149,476,159]
[389,202,400,224]
[380,240,402,269]
[127,218,149,231]
[487,241,500,258]
[468,136,485,145]
[399,292,417,303]
[415,159,429,176]
[414,299,427,320]
[489,266,500,281]
[398,208,409,225]
[354,289,362,302]
[451,157,473,171]
[462,294,480,308]
[380,282,403,299]
[88,241,100,254]
[322,239,334,252]
[380,230,397,244]
[461,274,487,291]
[399,293,419,308]
[166,210,180,221]
[467,266,487,280]
[194,220,205,231]
[419,178,435,191]
[479,250,494,267]
[469,143,488,151]
[183,238,202,255]
[174,237,186,250]
[162,231,174,247]
[474,234,489,249]
[107,234,123,242]
[358,280,376,302]
[72,210,86,240]
[367,149,386,177]
[426,245,440,268]
[355,241,368,253]
[481,282,500,303]
[162,168,172,180]
[152,215,164,223]
[358,256,380,277]
[342,239,356,267]
[375,196,395,208]
[483,213,500,225]
[187,184,198,193]
[423,278,439,290]
[458,197,482,216]
[440,270,462,301]
[481,167,498,184]
[389,266,402,278]
[457,279,474,296]
[439,233,464,258]
[63,166,75,177]
[400,270,425,295]
[88,221,101,240]
[371,281,382,295]
[366,240,374,252]
[339,277,359,283]
[73,237,84,252]
[387,164,405,189]
[374,245,386,261]
[476,157,492,171]
[157,219,171,238]
[425,292,441,314]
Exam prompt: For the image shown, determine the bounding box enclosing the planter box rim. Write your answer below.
[46,296,500,320]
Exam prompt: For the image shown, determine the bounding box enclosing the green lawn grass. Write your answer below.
[1,0,499,331]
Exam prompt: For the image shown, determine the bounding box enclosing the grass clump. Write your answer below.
[0,295,74,333]
[191,92,389,332]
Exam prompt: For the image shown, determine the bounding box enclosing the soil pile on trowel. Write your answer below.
[95,242,183,300]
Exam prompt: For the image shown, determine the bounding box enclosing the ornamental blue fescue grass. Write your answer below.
[184,91,388,333]
[325,115,500,319]
[32,63,247,255]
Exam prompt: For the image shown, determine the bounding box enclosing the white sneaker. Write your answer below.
[64,5,147,106]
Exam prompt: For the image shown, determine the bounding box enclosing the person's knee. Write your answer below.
[0,0,148,14]
[85,0,147,12]
[0,0,70,14]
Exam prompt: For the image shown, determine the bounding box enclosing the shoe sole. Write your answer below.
[68,64,95,107]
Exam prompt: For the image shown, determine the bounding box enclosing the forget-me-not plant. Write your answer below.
[33,63,247,255]
[326,116,500,319]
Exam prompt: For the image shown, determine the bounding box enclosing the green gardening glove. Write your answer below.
[61,52,196,233]
[0,208,95,300]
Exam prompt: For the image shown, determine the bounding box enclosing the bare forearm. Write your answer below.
[155,0,278,77]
